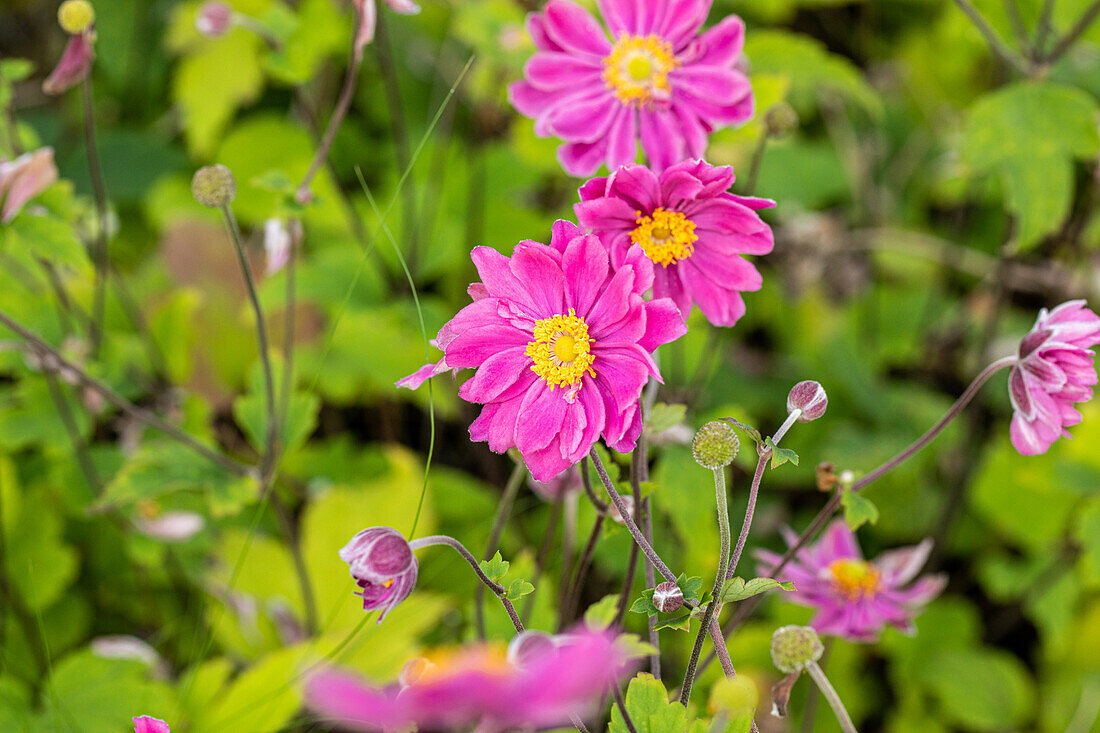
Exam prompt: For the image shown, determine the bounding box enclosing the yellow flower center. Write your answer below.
[525,309,596,391]
[828,559,880,601]
[631,208,698,267]
[603,34,678,105]
[408,644,511,685]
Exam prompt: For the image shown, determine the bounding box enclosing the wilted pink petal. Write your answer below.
[43,32,95,96]
[0,147,58,222]
[133,511,205,542]
[91,636,161,667]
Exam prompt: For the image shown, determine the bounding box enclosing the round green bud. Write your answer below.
[692,420,740,469]
[708,675,759,716]
[765,102,798,138]
[58,0,95,34]
[191,164,236,208]
[770,625,823,674]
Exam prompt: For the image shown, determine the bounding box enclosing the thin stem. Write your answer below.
[1044,0,1100,62]
[950,0,1031,73]
[269,491,318,634]
[279,233,298,440]
[680,467,731,705]
[409,535,524,633]
[475,462,525,638]
[805,660,857,733]
[296,31,361,202]
[0,309,253,477]
[632,431,661,677]
[81,77,109,356]
[43,371,101,495]
[742,128,768,196]
[580,456,609,514]
[726,454,765,580]
[611,684,638,733]
[220,204,278,476]
[564,514,606,626]
[1004,0,1030,50]
[802,639,832,733]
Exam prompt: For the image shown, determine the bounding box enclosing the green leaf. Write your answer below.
[629,588,658,615]
[583,594,621,630]
[720,417,761,445]
[961,81,1100,249]
[720,576,796,603]
[917,649,1035,730]
[677,573,704,603]
[614,633,658,661]
[1076,497,1100,584]
[250,169,296,194]
[653,614,692,632]
[646,402,687,434]
[5,213,88,270]
[0,59,34,82]
[37,651,172,733]
[609,673,690,733]
[479,551,509,583]
[505,578,534,600]
[841,490,880,530]
[765,437,799,469]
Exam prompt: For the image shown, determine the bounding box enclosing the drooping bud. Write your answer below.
[43,32,95,95]
[195,1,234,38]
[692,420,740,469]
[338,526,419,621]
[58,0,95,34]
[786,381,828,423]
[608,494,635,525]
[770,625,823,674]
[652,581,684,613]
[507,630,556,667]
[191,164,236,208]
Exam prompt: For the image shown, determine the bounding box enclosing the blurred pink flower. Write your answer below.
[1009,300,1100,455]
[0,147,58,222]
[339,527,418,621]
[396,220,686,481]
[263,218,292,275]
[133,511,205,542]
[305,628,629,731]
[195,1,233,38]
[529,465,582,501]
[43,31,95,95]
[133,716,169,733]
[509,0,752,176]
[353,0,421,51]
[576,160,773,326]
[756,520,946,642]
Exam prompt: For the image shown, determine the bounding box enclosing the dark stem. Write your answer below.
[1033,0,1055,54]
[0,309,253,477]
[563,513,606,627]
[220,204,279,477]
[269,491,318,634]
[43,371,101,495]
[409,535,524,633]
[801,639,832,733]
[742,129,768,196]
[1044,0,1100,62]
[1003,0,1030,51]
[632,429,661,678]
[950,0,1031,73]
[475,462,525,638]
[296,32,361,202]
[726,454,766,580]
[612,683,638,733]
[81,77,110,357]
[580,455,609,513]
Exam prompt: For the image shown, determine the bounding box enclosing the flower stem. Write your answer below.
[220,204,279,477]
[563,513,605,626]
[612,683,639,733]
[1044,0,1100,62]
[296,31,361,202]
[680,466,731,705]
[726,453,766,581]
[269,491,318,634]
[632,433,661,677]
[279,231,298,438]
[475,462,524,638]
[409,535,524,633]
[805,660,857,733]
[949,0,1031,73]
[81,77,109,357]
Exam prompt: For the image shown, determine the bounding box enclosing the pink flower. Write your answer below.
[1009,300,1100,455]
[305,628,629,731]
[397,221,686,481]
[263,218,293,275]
[529,465,583,501]
[353,0,421,51]
[575,161,773,326]
[195,1,234,38]
[508,0,752,176]
[43,31,95,95]
[0,148,58,223]
[133,716,169,733]
[339,527,419,621]
[756,520,946,642]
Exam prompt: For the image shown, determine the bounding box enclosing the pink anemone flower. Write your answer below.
[756,520,946,642]
[1008,300,1100,455]
[133,716,169,733]
[397,220,686,481]
[509,0,753,176]
[306,628,629,731]
[576,160,773,326]
[0,147,59,223]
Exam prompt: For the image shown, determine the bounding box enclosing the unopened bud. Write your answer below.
[692,420,740,469]
[770,625,823,674]
[58,0,95,34]
[195,1,233,38]
[652,581,684,613]
[786,381,827,422]
[608,494,635,525]
[765,102,798,138]
[191,164,236,208]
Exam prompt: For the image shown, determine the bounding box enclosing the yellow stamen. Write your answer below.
[631,208,698,267]
[383,578,394,588]
[525,308,596,391]
[828,559,880,601]
[603,34,678,106]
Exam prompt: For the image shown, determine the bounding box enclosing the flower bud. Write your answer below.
[692,420,740,469]
[786,381,827,422]
[191,164,236,208]
[338,526,418,621]
[770,625,823,674]
[652,581,684,613]
[507,630,556,667]
[43,32,94,95]
[58,0,95,34]
[765,102,798,138]
[608,494,634,524]
[709,675,758,717]
[195,1,234,38]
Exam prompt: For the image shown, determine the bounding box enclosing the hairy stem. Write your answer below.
[296,32,361,202]
[475,462,525,638]
[805,660,857,733]
[726,453,766,581]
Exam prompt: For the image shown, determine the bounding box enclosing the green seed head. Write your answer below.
[191,164,236,208]
[770,625,823,674]
[692,420,740,469]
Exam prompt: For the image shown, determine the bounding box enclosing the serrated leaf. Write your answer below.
[479,551,509,583]
[676,573,704,603]
[583,594,621,630]
[609,673,689,733]
[765,437,799,469]
[962,81,1100,249]
[653,614,692,632]
[5,213,88,270]
[505,578,534,600]
[841,490,879,530]
[646,402,687,434]
[721,576,796,603]
[629,593,659,615]
[720,417,761,444]
[614,633,658,661]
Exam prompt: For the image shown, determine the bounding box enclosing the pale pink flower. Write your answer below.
[43,31,95,95]
[339,527,419,621]
[0,148,58,222]
[353,0,421,51]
